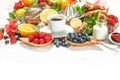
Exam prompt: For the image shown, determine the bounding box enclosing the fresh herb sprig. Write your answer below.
[50,3,61,12]
[84,12,99,26]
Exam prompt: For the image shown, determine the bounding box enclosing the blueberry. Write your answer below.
[70,34,75,39]
[56,42,60,48]
[62,39,65,43]
[59,37,64,41]
[86,36,90,41]
[59,41,63,45]
[15,31,19,35]
[67,36,71,40]
[65,44,70,47]
[53,40,57,45]
[77,33,82,37]
[3,35,9,39]
[68,33,72,36]
[81,33,86,36]
[73,39,78,43]
[5,40,9,45]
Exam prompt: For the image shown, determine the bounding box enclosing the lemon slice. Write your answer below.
[70,18,82,28]
[40,9,57,23]
[18,24,35,37]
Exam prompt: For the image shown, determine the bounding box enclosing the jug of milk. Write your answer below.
[93,21,108,40]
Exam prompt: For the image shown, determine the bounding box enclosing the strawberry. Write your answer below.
[111,33,120,42]
[48,2,53,6]
[44,36,51,43]
[33,32,39,38]
[0,28,4,40]
[39,38,44,44]
[39,32,45,38]
[39,2,45,7]
[28,35,34,42]
[33,38,39,44]
[0,28,4,33]
[10,36,17,44]
[0,32,3,40]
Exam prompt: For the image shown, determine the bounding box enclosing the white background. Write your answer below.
[0,0,120,80]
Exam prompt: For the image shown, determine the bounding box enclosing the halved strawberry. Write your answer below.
[0,32,3,40]
[111,33,120,42]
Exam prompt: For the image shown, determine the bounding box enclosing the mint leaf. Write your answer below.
[33,0,38,6]
[8,10,16,19]
[32,26,40,31]
[84,28,93,35]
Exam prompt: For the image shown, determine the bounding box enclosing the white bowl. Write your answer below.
[108,32,120,45]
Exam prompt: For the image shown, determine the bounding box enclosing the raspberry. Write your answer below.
[10,36,17,44]
[38,0,44,3]
[39,38,45,44]
[44,36,51,43]
[39,32,45,38]
[33,32,39,38]
[109,14,114,18]
[28,35,34,42]
[45,33,52,39]
[48,2,53,6]
[113,16,118,23]
[33,38,39,44]
[39,2,45,7]
[45,0,49,3]
[8,32,16,37]
[107,18,115,26]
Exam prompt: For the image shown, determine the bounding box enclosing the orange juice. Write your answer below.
[58,0,70,10]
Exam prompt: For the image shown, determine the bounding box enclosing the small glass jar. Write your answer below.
[108,23,119,33]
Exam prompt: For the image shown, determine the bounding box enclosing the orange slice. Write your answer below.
[40,9,58,23]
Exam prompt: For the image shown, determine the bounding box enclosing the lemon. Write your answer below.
[40,9,57,23]
[18,24,35,37]
[70,18,82,28]
[16,9,26,17]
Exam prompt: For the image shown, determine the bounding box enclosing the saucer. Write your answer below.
[40,25,74,38]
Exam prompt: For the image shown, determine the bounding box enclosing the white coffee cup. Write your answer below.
[47,14,66,33]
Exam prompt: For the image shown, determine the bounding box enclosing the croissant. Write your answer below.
[85,2,107,11]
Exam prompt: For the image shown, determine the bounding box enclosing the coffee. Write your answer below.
[51,18,62,21]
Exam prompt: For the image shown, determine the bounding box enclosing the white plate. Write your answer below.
[40,25,74,38]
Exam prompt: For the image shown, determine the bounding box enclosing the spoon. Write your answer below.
[101,41,118,49]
